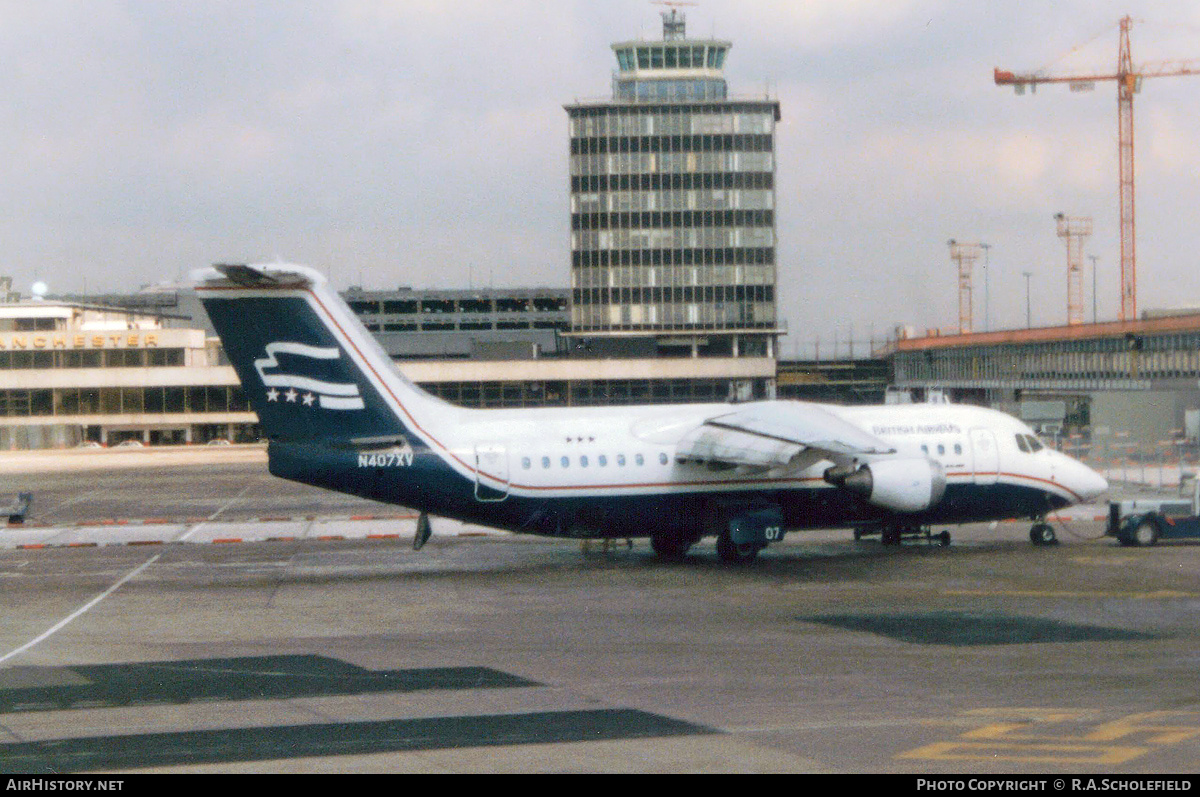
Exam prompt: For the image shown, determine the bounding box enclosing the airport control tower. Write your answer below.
[565,9,782,367]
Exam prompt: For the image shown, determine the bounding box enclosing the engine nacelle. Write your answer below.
[826,458,947,513]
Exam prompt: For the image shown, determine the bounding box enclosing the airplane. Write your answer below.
[192,262,1109,563]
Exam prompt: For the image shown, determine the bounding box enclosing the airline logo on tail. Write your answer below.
[254,342,365,411]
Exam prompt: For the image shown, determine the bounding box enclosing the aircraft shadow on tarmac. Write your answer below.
[0,654,717,773]
[802,611,1163,646]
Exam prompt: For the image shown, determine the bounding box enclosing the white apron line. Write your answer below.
[178,481,257,542]
[0,479,260,665]
[0,553,161,665]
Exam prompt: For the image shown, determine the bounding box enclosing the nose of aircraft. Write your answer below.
[1066,456,1109,502]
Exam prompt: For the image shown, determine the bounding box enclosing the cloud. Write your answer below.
[0,0,1198,341]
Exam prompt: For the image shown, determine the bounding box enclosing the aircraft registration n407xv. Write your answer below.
[193,263,1108,562]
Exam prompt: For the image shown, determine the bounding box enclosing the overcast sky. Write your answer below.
[3,0,1199,355]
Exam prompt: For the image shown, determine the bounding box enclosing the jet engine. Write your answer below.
[825,458,946,513]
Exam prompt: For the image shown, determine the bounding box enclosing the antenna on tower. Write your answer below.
[652,1,696,40]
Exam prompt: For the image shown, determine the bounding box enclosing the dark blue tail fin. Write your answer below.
[193,263,445,445]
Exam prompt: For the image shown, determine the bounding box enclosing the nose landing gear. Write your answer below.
[1030,520,1058,546]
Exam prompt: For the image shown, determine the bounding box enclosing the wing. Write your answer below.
[675,401,896,469]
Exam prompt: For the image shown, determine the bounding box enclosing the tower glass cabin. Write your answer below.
[566,12,781,356]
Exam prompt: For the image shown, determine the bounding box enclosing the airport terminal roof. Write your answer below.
[893,312,1200,352]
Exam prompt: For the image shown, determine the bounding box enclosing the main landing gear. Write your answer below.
[715,529,764,564]
[650,532,695,561]
[650,526,769,564]
[650,530,763,563]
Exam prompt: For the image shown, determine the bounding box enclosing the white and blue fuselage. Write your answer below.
[195,263,1108,560]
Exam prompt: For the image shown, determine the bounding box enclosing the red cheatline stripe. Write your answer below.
[127,540,162,546]
[212,538,242,544]
[207,284,1103,504]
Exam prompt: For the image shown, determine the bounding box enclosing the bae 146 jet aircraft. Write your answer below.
[193,263,1108,563]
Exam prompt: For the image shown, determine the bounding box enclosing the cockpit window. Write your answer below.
[1016,433,1043,453]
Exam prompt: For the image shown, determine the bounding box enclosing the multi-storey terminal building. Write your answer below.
[0,298,254,448]
[565,9,782,398]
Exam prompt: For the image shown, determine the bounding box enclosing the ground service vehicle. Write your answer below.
[1109,478,1200,546]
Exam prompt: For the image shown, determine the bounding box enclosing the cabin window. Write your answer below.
[561,456,570,468]
[598,454,608,466]
[921,444,928,454]
[580,455,589,467]
[542,456,551,468]
[937,444,945,456]
[635,453,645,466]
[521,457,531,469]
[617,454,626,466]
[659,452,669,465]
[954,443,962,455]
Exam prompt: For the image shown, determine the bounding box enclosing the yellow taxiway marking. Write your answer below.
[1070,555,1142,566]
[899,740,1147,765]
[898,709,1200,765]
[941,589,1197,599]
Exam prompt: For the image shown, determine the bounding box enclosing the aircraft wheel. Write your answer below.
[651,533,693,560]
[936,530,951,547]
[716,532,761,564]
[1030,523,1057,546]
[881,526,902,545]
[1133,518,1159,547]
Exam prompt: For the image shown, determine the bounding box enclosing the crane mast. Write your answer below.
[1117,17,1136,323]
[995,15,1200,322]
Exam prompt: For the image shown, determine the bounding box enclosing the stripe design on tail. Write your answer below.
[254,342,365,411]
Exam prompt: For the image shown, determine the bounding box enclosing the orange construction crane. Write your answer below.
[995,16,1200,322]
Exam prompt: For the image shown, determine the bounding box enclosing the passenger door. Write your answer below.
[970,428,999,485]
[474,443,510,501]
